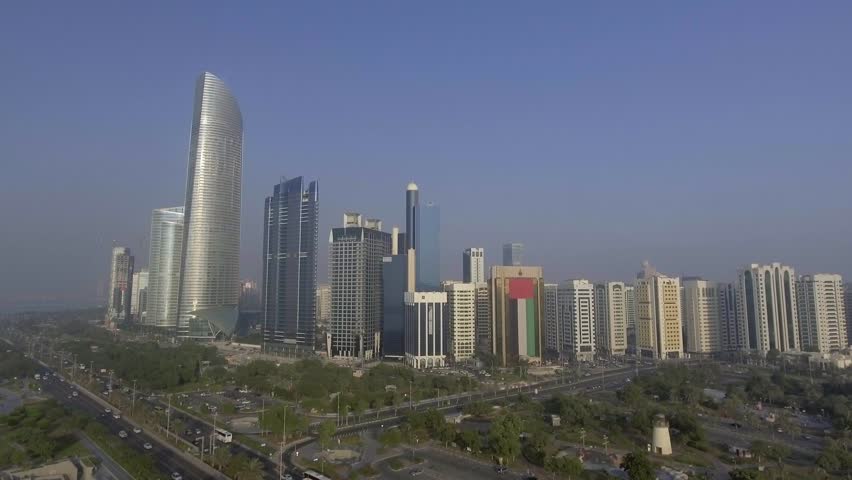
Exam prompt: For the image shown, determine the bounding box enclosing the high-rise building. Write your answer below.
[261,177,319,349]
[130,269,149,321]
[502,243,523,266]
[681,279,723,354]
[443,282,477,363]
[316,284,331,327]
[543,284,561,355]
[624,285,637,354]
[463,248,485,283]
[594,282,628,357]
[635,262,683,359]
[718,283,743,351]
[474,282,491,352]
[417,202,440,291]
[382,255,407,358]
[797,274,847,353]
[177,72,243,339]
[490,266,544,367]
[845,283,852,350]
[737,263,799,353]
[404,291,448,368]
[106,247,134,328]
[329,213,392,359]
[146,207,184,329]
[239,280,261,312]
[559,280,596,362]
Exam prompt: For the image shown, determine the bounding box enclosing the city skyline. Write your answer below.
[3,3,852,310]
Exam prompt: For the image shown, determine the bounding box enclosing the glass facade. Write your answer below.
[416,202,440,291]
[147,207,184,329]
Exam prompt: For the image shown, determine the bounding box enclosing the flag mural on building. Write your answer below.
[491,266,544,367]
[510,278,539,358]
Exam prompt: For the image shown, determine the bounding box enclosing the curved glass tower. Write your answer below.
[146,206,184,330]
[177,72,243,339]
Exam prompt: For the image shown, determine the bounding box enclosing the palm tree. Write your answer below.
[212,447,232,471]
[237,458,264,480]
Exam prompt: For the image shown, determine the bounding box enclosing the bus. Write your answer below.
[302,471,332,480]
[214,428,233,444]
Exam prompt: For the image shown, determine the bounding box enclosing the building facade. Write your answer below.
[404,291,448,368]
[130,269,149,321]
[329,213,392,359]
[463,248,485,283]
[635,263,683,359]
[177,72,243,339]
[718,283,743,351]
[146,207,184,329]
[544,283,561,355]
[443,282,477,363]
[624,285,637,354]
[845,283,852,351]
[382,255,407,358]
[316,283,331,327]
[502,243,523,266]
[797,274,847,353]
[106,247,134,328]
[594,282,628,357]
[737,263,799,353]
[474,282,491,352]
[681,279,723,354]
[261,177,319,349]
[490,266,544,366]
[559,280,596,362]
[417,202,440,291]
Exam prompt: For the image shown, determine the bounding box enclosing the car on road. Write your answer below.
[113,413,121,419]
[72,391,78,397]
[118,430,128,439]
[133,427,142,433]
[409,469,423,476]
[195,428,202,435]
[143,442,153,450]
[105,408,111,413]
[171,473,182,480]
[281,474,293,480]
[495,465,508,473]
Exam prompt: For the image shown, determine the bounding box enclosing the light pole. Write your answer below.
[131,380,137,415]
[166,394,172,441]
[212,412,218,457]
[603,434,609,455]
[580,428,586,448]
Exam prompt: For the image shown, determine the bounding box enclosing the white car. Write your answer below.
[118,430,128,439]
[113,413,121,420]
[105,408,111,413]
[133,427,142,434]
[171,473,182,480]
[143,442,153,450]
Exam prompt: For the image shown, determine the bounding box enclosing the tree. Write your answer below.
[750,441,790,478]
[236,458,264,480]
[621,451,655,480]
[212,447,232,471]
[318,420,336,449]
[546,455,584,480]
[379,428,403,448]
[729,469,759,480]
[489,413,522,464]
[456,430,481,452]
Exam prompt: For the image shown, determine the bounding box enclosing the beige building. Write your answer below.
[737,263,799,353]
[635,262,683,359]
[681,279,723,354]
[443,281,478,362]
[797,274,847,353]
[490,266,544,367]
[594,282,628,357]
[559,279,596,362]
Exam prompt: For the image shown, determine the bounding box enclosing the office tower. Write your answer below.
[106,247,134,328]
[797,274,847,353]
[146,207,184,329]
[316,283,331,328]
[594,282,628,357]
[463,248,485,283]
[737,263,799,353]
[681,279,723,354]
[845,284,852,350]
[406,183,418,251]
[404,291,448,368]
[382,255,407,358]
[635,262,683,359]
[544,284,561,355]
[261,177,319,349]
[718,283,743,351]
[474,282,491,352]
[177,72,243,339]
[624,285,636,354]
[443,282,477,363]
[490,266,544,367]
[130,269,149,321]
[417,202,440,291]
[329,213,392,359]
[239,280,261,312]
[502,243,523,266]
[559,280,596,362]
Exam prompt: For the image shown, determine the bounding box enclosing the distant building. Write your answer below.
[262,177,319,349]
[737,263,799,353]
[845,283,852,350]
[329,213,392,359]
[544,283,561,355]
[316,283,331,327]
[474,282,491,352]
[682,278,723,354]
[146,206,184,330]
[106,246,134,328]
[490,266,544,366]
[718,283,744,351]
[594,282,628,357]
[635,262,683,359]
[239,280,261,312]
[382,255,407,358]
[404,291,448,369]
[559,280,596,362]
[797,274,847,353]
[502,243,523,266]
[463,248,486,283]
[417,202,440,291]
[443,282,477,363]
[624,285,637,354]
[130,269,148,321]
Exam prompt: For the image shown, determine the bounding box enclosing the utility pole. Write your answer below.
[89,361,93,383]
[260,398,265,437]
[167,394,172,440]
[212,412,218,458]
[603,434,609,455]
[580,428,586,448]
[337,393,341,427]
[132,380,137,415]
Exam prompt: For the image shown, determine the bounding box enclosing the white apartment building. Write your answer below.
[797,274,847,353]
[404,291,449,369]
[558,279,596,362]
[737,263,799,353]
[463,248,486,283]
[443,282,477,362]
[681,279,723,354]
[594,282,628,357]
[544,284,561,355]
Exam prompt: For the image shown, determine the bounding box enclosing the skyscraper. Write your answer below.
[797,274,847,353]
[737,263,799,353]
[474,282,491,352]
[146,207,184,330]
[594,282,628,357]
[130,269,149,321]
[443,282,477,363]
[624,285,637,354]
[382,254,407,358]
[502,243,523,266]
[177,72,243,339]
[490,266,544,367]
[845,283,852,350]
[329,213,392,359]
[404,291,448,369]
[261,177,319,349]
[635,262,683,359]
[106,247,134,328]
[316,283,331,328]
[463,248,485,283]
[417,202,440,291]
[681,278,723,354]
[559,279,596,362]
[544,283,561,355]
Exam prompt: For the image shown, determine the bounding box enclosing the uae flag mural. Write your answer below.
[508,277,539,358]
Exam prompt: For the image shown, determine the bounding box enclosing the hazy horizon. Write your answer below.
[2,2,852,311]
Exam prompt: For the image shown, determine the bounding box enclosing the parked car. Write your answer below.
[143,442,153,450]
[118,430,128,439]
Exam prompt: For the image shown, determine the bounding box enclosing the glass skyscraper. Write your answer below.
[146,207,184,329]
[262,177,319,349]
[416,202,440,291]
[177,72,243,339]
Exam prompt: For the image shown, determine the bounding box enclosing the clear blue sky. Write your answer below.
[2,1,852,310]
